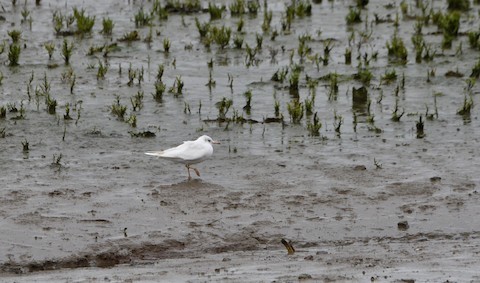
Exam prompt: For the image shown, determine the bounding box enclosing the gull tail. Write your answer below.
[145,151,164,157]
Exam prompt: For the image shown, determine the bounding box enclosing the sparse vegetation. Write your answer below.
[101,17,114,35]
[386,32,408,64]
[287,99,303,124]
[61,39,73,65]
[8,44,20,66]
[215,97,233,120]
[44,42,55,59]
[307,112,321,136]
[111,96,127,120]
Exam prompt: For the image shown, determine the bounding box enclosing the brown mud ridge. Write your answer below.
[2,231,478,275]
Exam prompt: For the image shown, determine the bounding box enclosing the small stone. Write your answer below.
[298,273,312,280]
[304,255,314,261]
[353,165,367,171]
[430,176,441,183]
[222,257,231,262]
[398,221,409,231]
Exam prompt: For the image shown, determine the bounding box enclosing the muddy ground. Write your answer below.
[1,0,480,282]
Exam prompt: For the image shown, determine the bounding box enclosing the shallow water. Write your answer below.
[0,0,479,281]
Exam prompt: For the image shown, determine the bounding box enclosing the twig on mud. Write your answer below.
[281,238,295,255]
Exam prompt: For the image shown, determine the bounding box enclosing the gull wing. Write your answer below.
[145,140,212,163]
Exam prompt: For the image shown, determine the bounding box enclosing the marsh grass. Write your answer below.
[247,0,260,14]
[334,111,343,135]
[287,99,303,124]
[381,69,397,84]
[233,16,243,32]
[127,114,137,127]
[61,39,73,65]
[245,43,258,66]
[346,7,362,25]
[470,59,480,78]
[289,65,301,96]
[441,12,460,49]
[416,115,425,138]
[156,64,165,81]
[111,96,127,120]
[211,25,231,49]
[298,34,311,61]
[215,97,233,120]
[256,33,263,50]
[45,94,57,114]
[354,67,373,86]
[165,0,202,14]
[195,18,210,38]
[391,98,404,122]
[169,76,184,95]
[70,74,76,94]
[134,7,152,27]
[39,72,51,97]
[52,154,63,168]
[130,91,144,111]
[97,60,108,79]
[233,34,244,49]
[271,67,288,83]
[21,4,30,23]
[101,17,114,35]
[184,102,191,114]
[243,90,252,114]
[64,103,73,120]
[73,7,95,34]
[10,101,26,120]
[273,28,284,41]
[328,72,339,101]
[206,70,216,88]
[8,44,21,66]
[21,139,29,152]
[127,64,136,86]
[209,3,225,20]
[304,94,315,116]
[274,99,280,117]
[153,81,166,102]
[345,48,352,65]
[163,38,171,52]
[386,32,408,64]
[307,112,321,136]
[8,30,22,44]
[119,30,140,42]
[7,103,18,113]
[230,0,246,15]
[457,95,474,117]
[44,42,55,59]
[262,9,272,32]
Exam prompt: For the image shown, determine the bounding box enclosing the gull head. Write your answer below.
[199,135,220,144]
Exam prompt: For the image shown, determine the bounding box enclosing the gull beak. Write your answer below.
[212,140,221,144]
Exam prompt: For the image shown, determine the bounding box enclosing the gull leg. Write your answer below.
[185,164,192,180]
[192,167,201,177]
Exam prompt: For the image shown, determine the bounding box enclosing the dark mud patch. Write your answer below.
[0,239,187,274]
[386,181,439,197]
